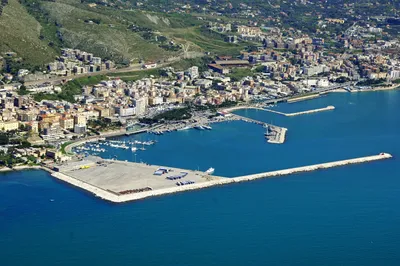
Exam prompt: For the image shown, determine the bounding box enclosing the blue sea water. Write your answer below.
[1,91,400,266]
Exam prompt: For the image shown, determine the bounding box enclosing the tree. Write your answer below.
[0,133,9,145]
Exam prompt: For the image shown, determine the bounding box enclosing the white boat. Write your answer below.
[203,125,212,130]
[131,147,137,152]
[178,126,191,131]
[205,167,215,175]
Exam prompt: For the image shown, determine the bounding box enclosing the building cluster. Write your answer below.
[0,91,102,147]
[14,49,115,83]
[47,48,115,76]
[2,33,399,144]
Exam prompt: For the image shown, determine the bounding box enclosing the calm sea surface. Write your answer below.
[1,91,400,265]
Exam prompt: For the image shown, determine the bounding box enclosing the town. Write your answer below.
[0,0,400,168]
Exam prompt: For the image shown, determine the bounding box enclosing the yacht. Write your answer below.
[205,167,215,175]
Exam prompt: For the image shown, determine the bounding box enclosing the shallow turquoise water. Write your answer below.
[1,91,400,265]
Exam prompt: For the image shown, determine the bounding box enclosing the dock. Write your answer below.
[229,113,287,144]
[50,153,392,203]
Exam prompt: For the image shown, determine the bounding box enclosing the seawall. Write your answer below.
[50,153,392,203]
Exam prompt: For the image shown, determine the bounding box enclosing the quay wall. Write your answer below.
[52,172,121,202]
[51,153,392,203]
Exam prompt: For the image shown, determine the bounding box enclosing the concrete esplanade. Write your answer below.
[51,153,392,203]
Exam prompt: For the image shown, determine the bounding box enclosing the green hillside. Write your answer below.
[0,0,57,67]
[0,0,249,70]
[39,0,178,63]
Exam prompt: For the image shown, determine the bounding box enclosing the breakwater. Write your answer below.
[233,153,392,182]
[50,153,392,203]
[263,105,335,117]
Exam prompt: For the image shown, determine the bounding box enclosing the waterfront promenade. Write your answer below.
[50,153,392,203]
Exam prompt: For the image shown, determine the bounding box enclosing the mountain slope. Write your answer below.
[0,0,57,66]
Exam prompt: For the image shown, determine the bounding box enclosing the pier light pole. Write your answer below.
[135,154,137,163]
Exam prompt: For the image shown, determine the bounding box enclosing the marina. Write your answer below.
[73,139,157,156]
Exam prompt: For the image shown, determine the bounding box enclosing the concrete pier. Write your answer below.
[50,153,392,203]
[263,105,335,117]
[230,113,287,144]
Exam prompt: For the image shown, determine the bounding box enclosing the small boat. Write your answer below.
[203,125,212,130]
[131,147,137,152]
[205,167,215,175]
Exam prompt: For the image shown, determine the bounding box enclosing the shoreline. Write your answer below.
[50,153,392,203]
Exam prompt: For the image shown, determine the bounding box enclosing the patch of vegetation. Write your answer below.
[217,100,238,108]
[357,78,386,87]
[139,118,158,125]
[169,57,211,72]
[228,68,254,82]
[16,85,29,95]
[0,132,9,145]
[34,75,107,102]
[87,117,122,131]
[60,141,73,155]
[108,68,162,82]
[171,26,248,56]
[335,76,350,83]
[154,107,192,121]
